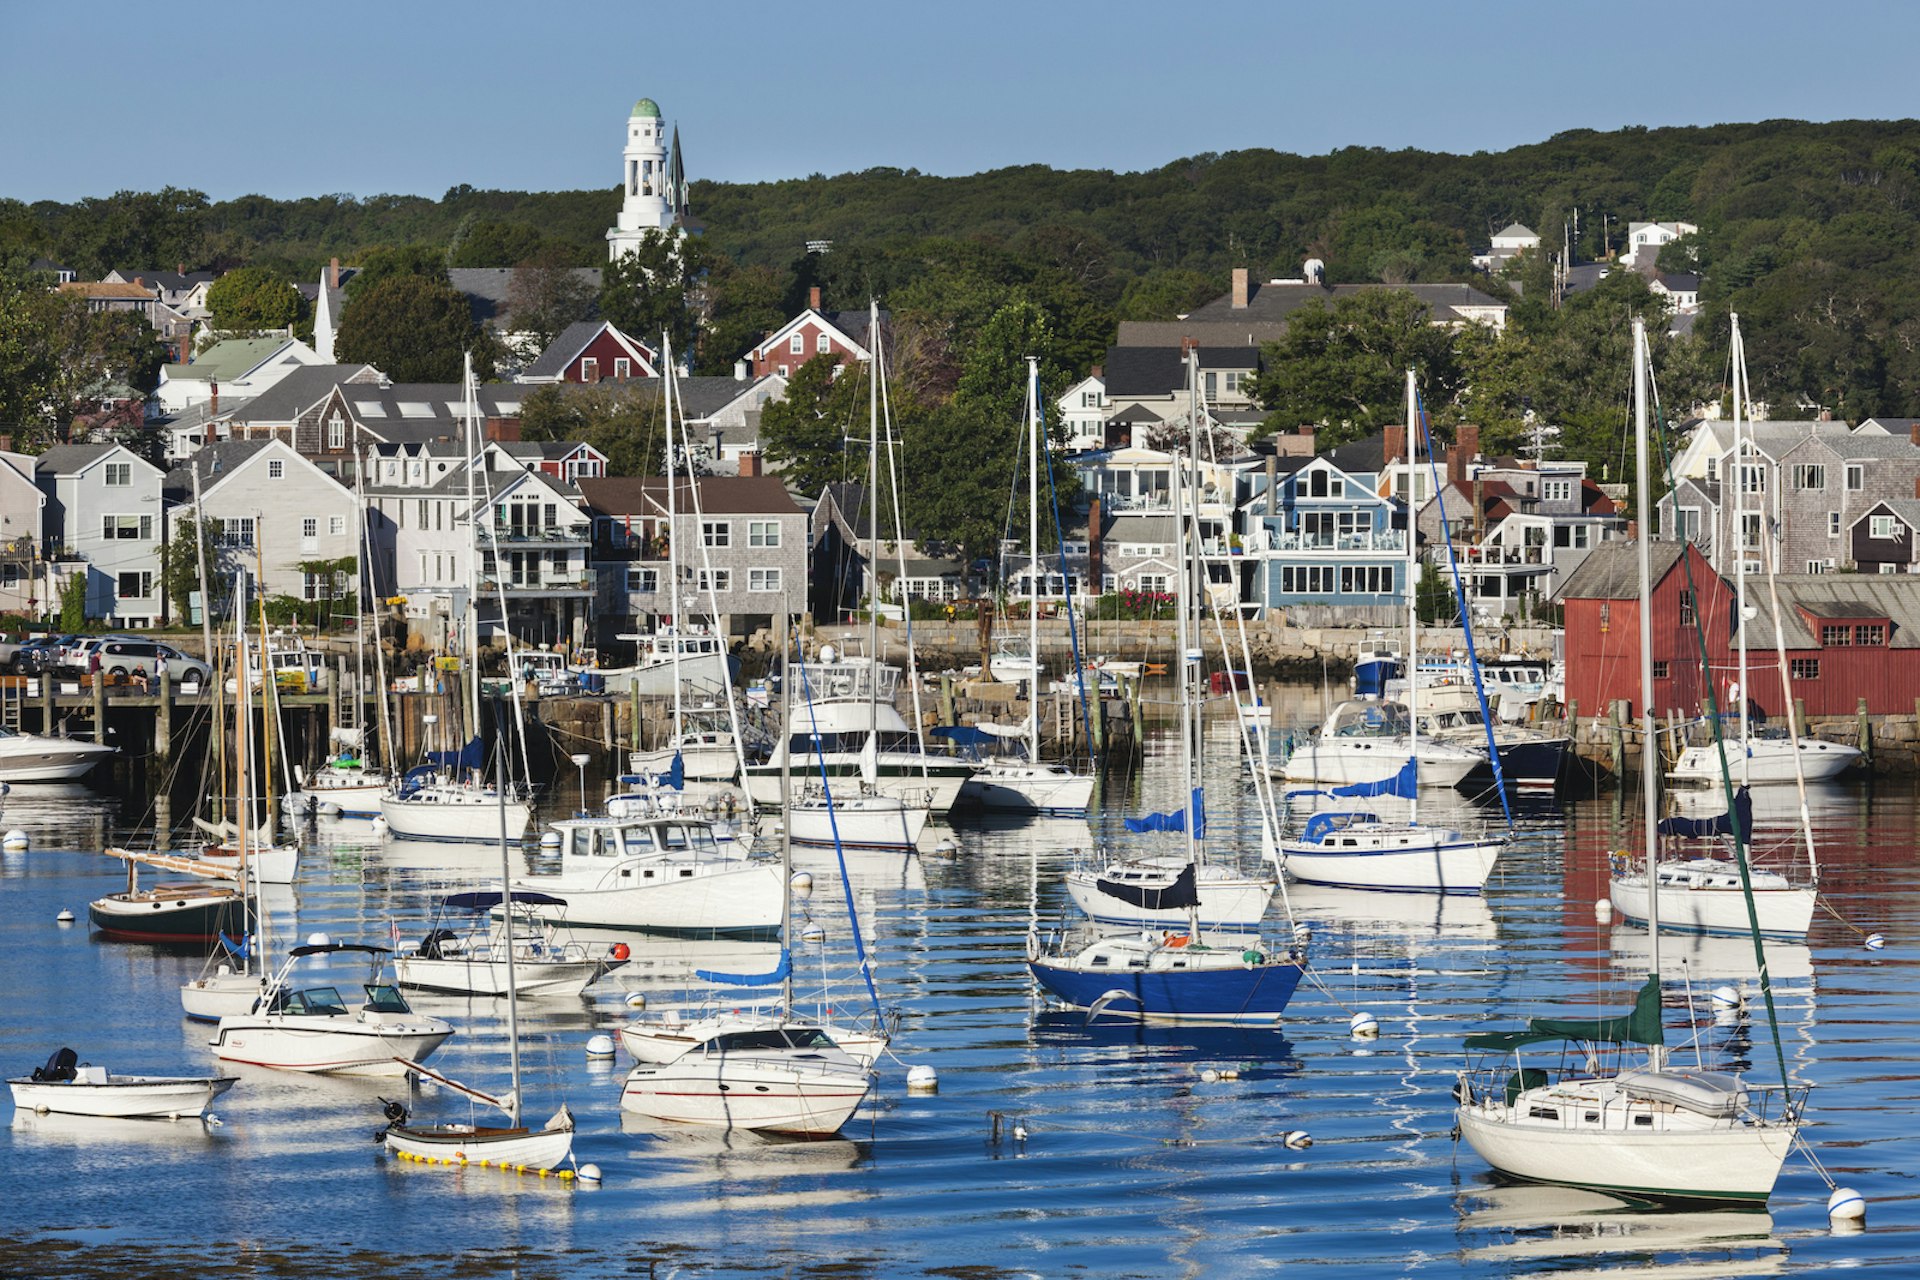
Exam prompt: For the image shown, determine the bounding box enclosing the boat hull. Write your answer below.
[384,1122,573,1171]
[515,862,784,936]
[208,1019,453,1075]
[620,1018,888,1068]
[180,972,269,1022]
[787,801,929,851]
[1281,830,1504,895]
[8,1073,237,1120]
[1279,740,1481,789]
[1455,1104,1793,1204]
[1669,739,1861,785]
[284,781,387,820]
[620,1057,871,1137]
[746,761,969,815]
[381,794,532,843]
[0,735,117,782]
[88,890,248,944]
[394,954,616,998]
[964,765,1096,815]
[1607,873,1816,941]
[1064,863,1276,928]
[1027,953,1304,1023]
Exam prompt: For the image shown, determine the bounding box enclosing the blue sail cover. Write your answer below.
[219,931,250,960]
[1330,757,1418,799]
[426,736,485,772]
[1658,786,1754,840]
[1125,787,1206,837]
[695,949,792,987]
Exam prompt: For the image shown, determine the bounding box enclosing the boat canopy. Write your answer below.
[441,890,567,911]
[1095,861,1199,911]
[288,942,392,958]
[1464,975,1664,1052]
[1299,811,1382,844]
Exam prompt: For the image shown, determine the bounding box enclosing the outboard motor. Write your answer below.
[31,1047,78,1082]
[373,1097,409,1141]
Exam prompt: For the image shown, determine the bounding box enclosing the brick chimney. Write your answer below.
[1913,474,1920,500]
[1087,496,1103,591]
[1450,423,1479,490]
[1383,425,1406,472]
[209,380,218,417]
[175,261,185,277]
[329,257,341,289]
[808,286,821,312]
[1091,364,1103,380]
[1910,420,1920,448]
[1231,268,1249,310]
[740,452,761,478]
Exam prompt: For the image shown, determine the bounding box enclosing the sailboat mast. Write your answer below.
[1731,312,1751,780]
[662,332,684,744]
[462,354,482,738]
[1632,317,1665,998]
[494,735,522,1128]
[255,541,279,825]
[233,580,253,969]
[778,606,794,1018]
[867,300,881,743]
[1176,347,1200,880]
[1405,368,1421,828]
[1027,357,1041,765]
[190,464,225,824]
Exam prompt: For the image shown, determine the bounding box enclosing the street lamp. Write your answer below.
[570,752,592,816]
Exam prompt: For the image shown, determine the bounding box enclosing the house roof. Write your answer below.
[1557,539,1688,600]
[1747,576,1920,649]
[163,337,302,384]
[1102,346,1260,398]
[1493,222,1537,240]
[106,269,214,292]
[1323,431,1390,476]
[163,441,285,496]
[222,365,376,425]
[520,321,655,380]
[578,475,803,518]
[339,381,526,429]
[32,443,124,476]
[1102,512,1178,542]
[1184,281,1506,326]
[448,267,603,328]
[1863,498,1920,530]
[59,282,153,301]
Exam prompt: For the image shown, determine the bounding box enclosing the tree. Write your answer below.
[755,353,867,495]
[518,383,668,476]
[953,301,1070,431]
[600,230,707,356]
[343,243,450,302]
[900,397,1009,567]
[205,265,306,333]
[697,257,788,374]
[58,571,87,630]
[1248,291,1470,448]
[0,266,166,448]
[162,515,227,624]
[335,275,484,383]
[448,218,544,268]
[504,247,599,358]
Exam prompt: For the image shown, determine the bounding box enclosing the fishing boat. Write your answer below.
[209,942,454,1075]
[9,1048,236,1120]
[1030,347,1306,1024]
[379,747,575,1172]
[1453,317,1804,1205]
[393,891,628,997]
[595,626,739,697]
[512,811,783,935]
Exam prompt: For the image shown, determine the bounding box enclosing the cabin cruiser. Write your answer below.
[511,813,783,936]
[0,727,117,783]
[1278,699,1484,789]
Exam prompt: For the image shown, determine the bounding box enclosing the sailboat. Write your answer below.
[621,611,877,1136]
[1453,317,1804,1204]
[1612,314,1819,940]
[381,354,533,844]
[1028,360,1306,1023]
[964,360,1096,817]
[379,750,575,1171]
[1279,370,1508,895]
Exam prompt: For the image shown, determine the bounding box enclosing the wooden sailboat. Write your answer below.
[1453,317,1804,1204]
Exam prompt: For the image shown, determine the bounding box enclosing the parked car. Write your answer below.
[12,634,81,675]
[56,635,142,676]
[94,640,211,685]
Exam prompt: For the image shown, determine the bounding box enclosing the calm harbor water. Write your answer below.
[2,722,1917,1279]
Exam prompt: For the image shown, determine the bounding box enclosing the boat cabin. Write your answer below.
[1325,700,1411,738]
[557,818,723,863]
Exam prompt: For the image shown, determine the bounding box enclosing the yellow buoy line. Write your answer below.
[391,1149,577,1180]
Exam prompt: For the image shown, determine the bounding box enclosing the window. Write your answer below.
[1224,371,1244,394]
[777,364,789,378]
[1741,512,1762,550]
[222,516,254,548]
[613,357,631,380]
[104,462,131,486]
[1793,463,1826,490]
[1543,479,1573,503]
[102,515,151,540]
[1830,512,1842,537]
[816,333,831,354]
[1679,590,1695,627]
[626,567,658,594]
[301,517,318,539]
[301,571,346,600]
[417,499,428,528]
[329,515,346,536]
[748,567,782,592]
[1738,461,1765,494]
[1279,565,1339,594]
[1205,371,1218,396]
[268,459,284,479]
[1857,624,1887,645]
[701,520,731,548]
[696,568,732,593]
[1847,464,1864,491]
[327,413,346,450]
[1652,661,1669,679]
[1791,657,1821,680]
[1808,560,1830,574]
[1872,515,1898,539]
[1821,624,1852,646]
[747,520,780,547]
[580,357,599,382]
[1337,566,1393,594]
[1673,507,1700,541]
[1705,457,1718,482]
[1882,562,1901,575]
[115,571,152,600]
[789,333,805,355]
[1137,573,1170,593]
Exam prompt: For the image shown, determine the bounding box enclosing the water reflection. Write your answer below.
[1455,1183,1786,1276]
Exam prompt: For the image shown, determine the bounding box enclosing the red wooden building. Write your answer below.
[519,321,658,384]
[748,288,881,379]
[1562,538,1920,721]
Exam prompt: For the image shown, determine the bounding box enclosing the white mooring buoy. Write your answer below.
[306,931,332,948]
[539,831,562,849]
[576,1163,603,1186]
[1284,1130,1313,1150]
[790,871,814,897]
[55,909,74,924]
[1349,1011,1380,1039]
[624,992,647,1009]
[585,1034,615,1059]
[801,923,826,944]
[1828,1186,1866,1226]
[1594,898,1614,922]
[1710,985,1744,1011]
[1865,933,1887,951]
[906,1064,938,1093]
[3,830,29,851]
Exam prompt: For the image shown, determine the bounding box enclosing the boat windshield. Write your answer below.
[701,1028,837,1053]
[1328,701,1410,738]
[362,983,411,1013]
[273,986,350,1016]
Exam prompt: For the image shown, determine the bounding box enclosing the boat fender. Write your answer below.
[610,942,630,960]
[1025,931,1041,962]
[1242,950,1264,966]
[1451,1074,1474,1105]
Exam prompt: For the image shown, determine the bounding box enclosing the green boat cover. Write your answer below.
[1464,974,1664,1052]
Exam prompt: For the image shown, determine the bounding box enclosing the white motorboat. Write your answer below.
[1064,857,1275,928]
[620,1010,890,1069]
[966,760,1096,815]
[181,967,271,1023]
[394,891,628,997]
[596,627,738,696]
[0,726,116,782]
[209,942,454,1075]
[513,813,783,935]
[1278,699,1483,789]
[1280,810,1504,894]
[382,776,532,844]
[9,1048,236,1119]
[1669,736,1860,786]
[619,1025,872,1137]
[787,785,929,851]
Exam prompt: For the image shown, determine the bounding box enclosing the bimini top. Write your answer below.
[288,942,392,959]
[1464,975,1664,1052]
[440,890,568,911]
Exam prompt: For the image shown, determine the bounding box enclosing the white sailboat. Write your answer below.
[965,359,1096,817]
[1279,371,1507,895]
[622,609,876,1137]
[380,753,575,1171]
[1454,317,1804,1205]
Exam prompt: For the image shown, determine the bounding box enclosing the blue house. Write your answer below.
[1242,434,1407,621]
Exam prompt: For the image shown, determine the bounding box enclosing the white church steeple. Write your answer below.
[608,98,676,260]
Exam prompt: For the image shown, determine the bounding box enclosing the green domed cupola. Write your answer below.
[631,98,661,118]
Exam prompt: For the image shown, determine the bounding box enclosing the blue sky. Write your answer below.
[6,0,1919,202]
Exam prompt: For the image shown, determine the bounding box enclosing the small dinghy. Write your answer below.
[8,1047,237,1120]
